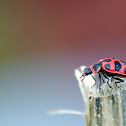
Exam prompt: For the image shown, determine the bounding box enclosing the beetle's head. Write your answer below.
[80,67,92,82]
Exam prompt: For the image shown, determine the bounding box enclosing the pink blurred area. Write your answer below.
[1,0,126,63]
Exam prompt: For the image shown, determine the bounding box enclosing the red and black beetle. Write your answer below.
[80,58,126,88]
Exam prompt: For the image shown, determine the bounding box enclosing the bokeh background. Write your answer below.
[1,1,126,126]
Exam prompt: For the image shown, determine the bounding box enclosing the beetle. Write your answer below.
[80,58,126,88]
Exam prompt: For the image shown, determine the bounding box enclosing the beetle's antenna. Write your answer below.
[80,73,85,82]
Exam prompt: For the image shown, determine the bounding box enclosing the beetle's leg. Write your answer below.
[91,75,97,89]
[98,73,103,89]
[91,75,96,84]
[102,74,112,88]
[101,74,105,83]
[112,76,124,89]
[98,73,103,91]
[99,73,102,84]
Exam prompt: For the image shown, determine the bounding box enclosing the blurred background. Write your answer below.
[0,1,126,126]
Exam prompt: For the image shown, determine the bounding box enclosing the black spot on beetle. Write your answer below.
[85,68,92,75]
[105,64,111,70]
[93,63,101,71]
[102,59,111,62]
[124,68,126,74]
[114,61,121,71]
